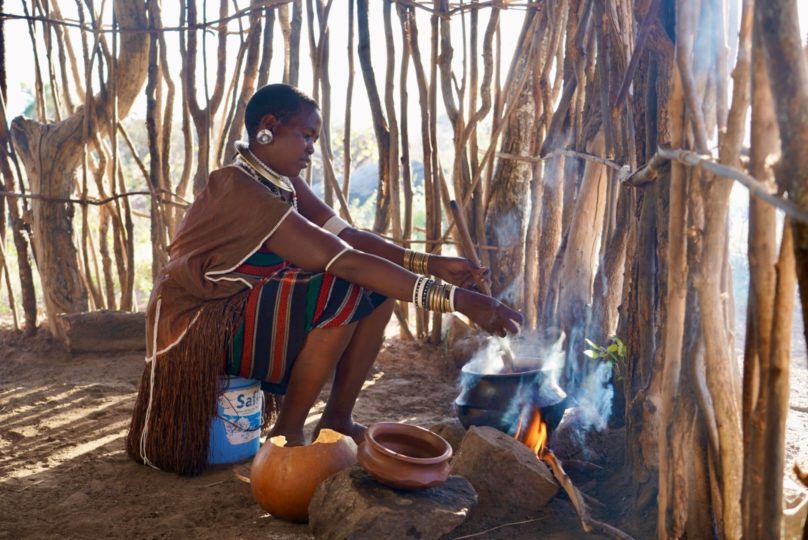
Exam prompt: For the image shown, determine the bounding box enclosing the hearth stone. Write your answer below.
[450,426,559,519]
[428,417,467,453]
[308,466,476,539]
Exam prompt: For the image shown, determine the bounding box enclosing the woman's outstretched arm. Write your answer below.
[292,176,490,291]
[265,210,521,337]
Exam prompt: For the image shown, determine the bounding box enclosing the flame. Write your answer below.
[514,406,548,456]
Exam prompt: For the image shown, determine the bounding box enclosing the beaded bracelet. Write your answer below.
[413,275,428,306]
[412,277,456,312]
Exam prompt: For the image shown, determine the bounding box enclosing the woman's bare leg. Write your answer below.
[268,323,356,445]
[314,299,395,443]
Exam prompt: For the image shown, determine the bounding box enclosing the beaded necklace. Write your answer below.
[233,141,298,210]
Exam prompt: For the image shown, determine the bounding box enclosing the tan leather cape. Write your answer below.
[145,165,293,357]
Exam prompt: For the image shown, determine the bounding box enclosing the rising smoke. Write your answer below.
[457,328,614,436]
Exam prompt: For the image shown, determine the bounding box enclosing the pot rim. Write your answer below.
[460,364,553,378]
[365,422,452,464]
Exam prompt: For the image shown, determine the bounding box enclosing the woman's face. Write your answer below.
[257,105,322,178]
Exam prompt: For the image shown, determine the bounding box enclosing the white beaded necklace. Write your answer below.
[234,141,296,193]
[234,141,298,209]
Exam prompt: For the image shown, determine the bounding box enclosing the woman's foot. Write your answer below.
[313,417,367,445]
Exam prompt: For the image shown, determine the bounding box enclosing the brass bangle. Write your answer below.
[428,282,441,311]
[403,249,414,272]
[415,252,426,274]
[420,281,456,313]
[417,252,430,274]
[403,248,430,275]
[442,283,455,312]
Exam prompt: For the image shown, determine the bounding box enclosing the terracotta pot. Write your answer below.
[250,429,357,523]
[357,422,452,490]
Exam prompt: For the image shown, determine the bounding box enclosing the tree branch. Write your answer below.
[0,189,189,207]
[0,1,293,33]
[627,147,808,223]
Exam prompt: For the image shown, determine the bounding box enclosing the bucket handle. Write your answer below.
[217,415,265,433]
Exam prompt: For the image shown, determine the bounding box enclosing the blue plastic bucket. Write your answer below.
[208,376,263,465]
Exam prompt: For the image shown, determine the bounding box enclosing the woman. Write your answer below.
[126,84,521,475]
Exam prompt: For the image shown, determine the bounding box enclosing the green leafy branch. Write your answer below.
[584,336,626,368]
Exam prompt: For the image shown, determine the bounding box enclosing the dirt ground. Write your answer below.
[0,322,806,539]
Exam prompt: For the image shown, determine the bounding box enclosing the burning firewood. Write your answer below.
[542,449,634,540]
[515,407,635,540]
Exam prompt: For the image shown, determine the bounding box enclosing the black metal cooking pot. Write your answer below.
[454,363,568,435]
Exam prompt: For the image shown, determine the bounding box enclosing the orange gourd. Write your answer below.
[250,429,357,523]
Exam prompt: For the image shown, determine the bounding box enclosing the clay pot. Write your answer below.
[250,429,357,523]
[357,422,452,490]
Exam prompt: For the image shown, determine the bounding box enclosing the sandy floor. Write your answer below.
[0,326,463,539]
[0,323,806,539]
[778,330,808,539]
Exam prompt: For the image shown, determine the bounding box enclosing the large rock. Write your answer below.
[450,426,559,519]
[427,418,467,454]
[59,310,146,353]
[308,466,476,539]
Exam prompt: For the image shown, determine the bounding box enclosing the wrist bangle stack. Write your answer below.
[403,248,430,275]
[412,276,456,312]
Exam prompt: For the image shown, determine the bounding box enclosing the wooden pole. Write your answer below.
[450,199,514,372]
[449,200,489,295]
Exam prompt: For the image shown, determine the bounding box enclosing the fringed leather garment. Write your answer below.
[126,163,383,475]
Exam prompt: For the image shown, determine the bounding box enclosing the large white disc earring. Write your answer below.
[256,128,274,145]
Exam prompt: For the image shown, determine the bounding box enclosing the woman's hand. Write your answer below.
[430,256,491,294]
[454,289,523,337]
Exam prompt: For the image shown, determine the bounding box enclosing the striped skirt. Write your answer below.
[226,248,387,393]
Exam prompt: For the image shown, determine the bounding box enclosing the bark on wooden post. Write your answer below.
[0,93,36,334]
[181,0,229,195]
[690,0,748,532]
[556,131,607,348]
[224,1,263,164]
[753,1,808,536]
[289,0,303,86]
[383,0,401,243]
[10,0,149,338]
[755,0,808,352]
[617,18,671,512]
[742,28,779,539]
[398,4,435,339]
[342,0,356,205]
[485,82,533,306]
[356,0,391,234]
[146,3,169,280]
[485,17,539,305]
[657,61,686,539]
